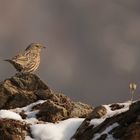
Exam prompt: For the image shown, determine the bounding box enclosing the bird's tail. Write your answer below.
[3,59,10,61]
[4,59,14,64]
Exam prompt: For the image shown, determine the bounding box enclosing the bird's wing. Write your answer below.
[12,54,28,66]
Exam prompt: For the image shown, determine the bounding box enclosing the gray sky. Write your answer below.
[0,0,140,106]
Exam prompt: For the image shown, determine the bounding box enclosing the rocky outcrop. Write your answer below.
[71,102,140,140]
[0,72,50,109]
[0,72,93,140]
[1,72,140,140]
[0,72,93,122]
[0,119,28,140]
[71,105,107,140]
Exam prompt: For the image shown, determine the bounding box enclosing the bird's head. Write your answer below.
[26,43,46,51]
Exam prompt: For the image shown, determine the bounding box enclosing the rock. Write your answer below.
[70,102,93,118]
[5,91,37,109]
[34,91,73,122]
[122,120,140,140]
[0,72,51,109]
[36,100,69,122]
[72,101,140,140]
[0,72,94,139]
[0,73,93,122]
[71,105,107,140]
[109,103,124,111]
[1,73,140,139]
[0,119,28,140]
[87,105,107,119]
[35,92,93,122]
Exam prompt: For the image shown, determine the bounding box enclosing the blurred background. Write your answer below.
[0,0,140,106]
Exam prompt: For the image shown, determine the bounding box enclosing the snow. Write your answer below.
[31,118,84,140]
[90,118,105,127]
[0,100,132,140]
[12,100,46,114]
[103,101,131,118]
[89,101,131,127]
[12,100,46,124]
[25,136,35,140]
[0,110,22,120]
[92,123,119,140]
[89,101,131,139]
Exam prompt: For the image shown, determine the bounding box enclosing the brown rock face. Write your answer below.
[0,72,93,139]
[70,102,93,118]
[0,73,93,122]
[0,73,50,109]
[0,119,28,140]
[37,100,68,122]
[87,105,107,119]
[36,97,93,122]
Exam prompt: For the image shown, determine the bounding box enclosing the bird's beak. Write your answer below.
[41,46,46,49]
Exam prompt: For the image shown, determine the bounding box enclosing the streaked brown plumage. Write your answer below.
[5,43,46,73]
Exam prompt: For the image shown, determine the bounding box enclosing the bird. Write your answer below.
[4,43,46,73]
